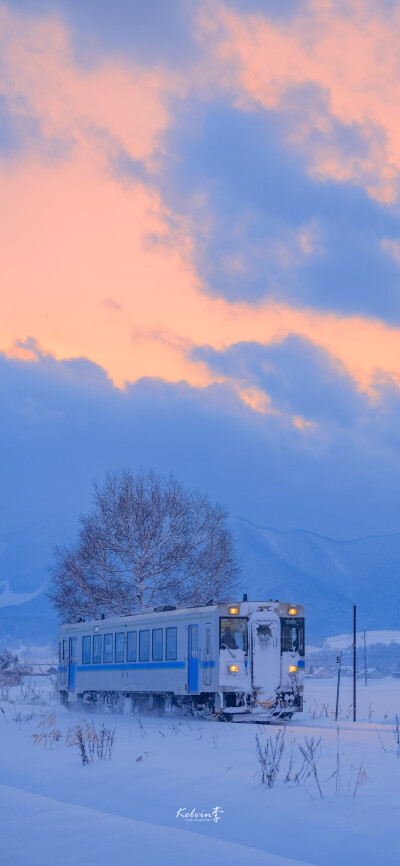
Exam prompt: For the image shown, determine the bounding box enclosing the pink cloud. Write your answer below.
[0,5,179,169]
[1,3,400,418]
[203,1,400,203]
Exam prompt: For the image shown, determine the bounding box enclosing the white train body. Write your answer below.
[58,599,305,721]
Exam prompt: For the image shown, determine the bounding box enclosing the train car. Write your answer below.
[58,597,305,721]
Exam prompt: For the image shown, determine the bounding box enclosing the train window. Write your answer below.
[152,628,163,661]
[166,627,177,660]
[256,624,273,645]
[103,634,113,663]
[220,618,248,652]
[93,634,102,664]
[62,639,68,661]
[82,636,91,664]
[115,633,124,663]
[281,618,305,654]
[127,631,137,662]
[139,630,150,661]
[190,626,198,658]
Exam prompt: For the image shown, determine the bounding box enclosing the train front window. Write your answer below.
[220,617,248,652]
[280,618,305,654]
[256,624,273,646]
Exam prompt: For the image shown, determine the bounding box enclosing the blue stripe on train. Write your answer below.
[61,659,242,673]
[76,662,186,672]
[73,661,217,672]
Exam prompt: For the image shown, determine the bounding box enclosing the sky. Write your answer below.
[1,0,400,594]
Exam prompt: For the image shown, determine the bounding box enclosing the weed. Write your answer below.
[31,711,61,749]
[255,729,286,788]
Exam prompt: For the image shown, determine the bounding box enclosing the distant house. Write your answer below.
[365,668,384,679]
[333,666,385,679]
[28,663,57,678]
[309,666,333,679]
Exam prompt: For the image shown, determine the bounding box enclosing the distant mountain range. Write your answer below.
[319,631,400,650]
[0,517,399,651]
[232,518,400,639]
[0,591,57,654]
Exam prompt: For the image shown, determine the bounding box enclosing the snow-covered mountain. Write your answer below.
[0,591,56,654]
[232,518,400,639]
[1,517,399,649]
[322,631,400,650]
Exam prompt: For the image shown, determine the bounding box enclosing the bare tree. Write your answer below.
[49,469,240,621]
[0,649,32,687]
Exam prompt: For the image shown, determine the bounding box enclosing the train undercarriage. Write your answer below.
[60,687,302,722]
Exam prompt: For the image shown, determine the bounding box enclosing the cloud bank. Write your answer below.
[2,345,400,595]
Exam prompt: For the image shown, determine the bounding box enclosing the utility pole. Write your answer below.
[335,651,342,722]
[353,604,357,722]
[364,629,367,686]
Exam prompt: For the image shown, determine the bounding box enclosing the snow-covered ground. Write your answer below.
[305,676,400,723]
[1,678,400,866]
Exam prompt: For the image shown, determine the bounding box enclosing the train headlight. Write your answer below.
[289,665,297,673]
[228,664,239,673]
[289,607,297,615]
[229,606,238,615]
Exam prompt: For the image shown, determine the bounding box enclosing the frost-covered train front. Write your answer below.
[58,599,304,721]
[217,600,304,720]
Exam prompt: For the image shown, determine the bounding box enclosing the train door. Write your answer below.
[59,638,67,687]
[203,622,212,686]
[188,625,199,693]
[68,636,77,692]
[250,613,281,705]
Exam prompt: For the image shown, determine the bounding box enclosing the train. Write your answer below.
[58,596,305,721]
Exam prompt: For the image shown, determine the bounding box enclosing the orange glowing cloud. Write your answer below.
[0,5,178,166]
[1,3,400,419]
[206,1,400,203]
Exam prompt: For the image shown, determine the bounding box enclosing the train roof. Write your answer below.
[59,599,305,631]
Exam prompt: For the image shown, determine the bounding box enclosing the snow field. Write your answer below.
[0,785,314,866]
[0,679,399,866]
[305,676,400,724]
